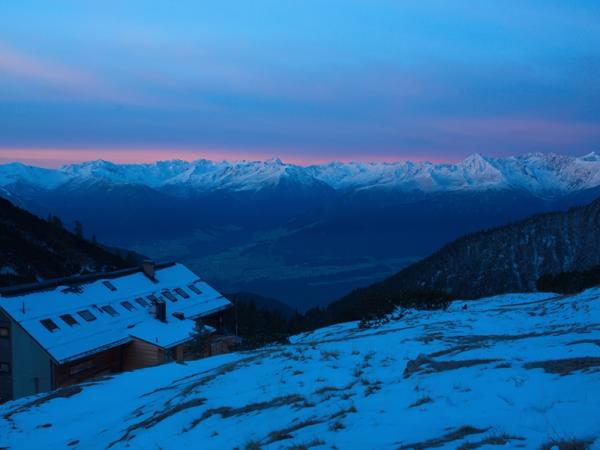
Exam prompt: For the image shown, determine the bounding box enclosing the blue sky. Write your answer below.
[1,1,599,165]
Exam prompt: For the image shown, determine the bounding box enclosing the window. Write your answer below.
[162,290,177,302]
[135,297,148,307]
[188,284,202,295]
[102,280,117,291]
[101,305,119,317]
[40,318,59,332]
[174,288,190,299]
[147,294,159,303]
[0,327,8,338]
[0,362,9,374]
[77,310,96,322]
[60,314,79,327]
[120,301,136,312]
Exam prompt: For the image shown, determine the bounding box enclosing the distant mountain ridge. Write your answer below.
[2,152,600,196]
[338,195,600,303]
[2,152,600,309]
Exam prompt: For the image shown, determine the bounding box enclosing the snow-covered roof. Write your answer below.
[0,263,231,364]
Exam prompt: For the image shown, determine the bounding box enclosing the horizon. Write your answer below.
[1,149,599,169]
[2,2,600,165]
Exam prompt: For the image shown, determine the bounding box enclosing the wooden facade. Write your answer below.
[54,346,125,388]
[122,339,185,371]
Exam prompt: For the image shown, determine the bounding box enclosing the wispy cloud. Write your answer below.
[0,43,142,104]
[436,117,600,147]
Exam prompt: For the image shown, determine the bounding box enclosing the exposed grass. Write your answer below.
[329,421,345,431]
[457,433,525,449]
[403,354,498,378]
[364,381,382,397]
[567,339,600,347]
[3,385,83,420]
[267,418,324,443]
[428,344,480,358]
[539,437,595,450]
[243,440,262,450]
[409,396,433,408]
[314,380,357,396]
[146,353,267,404]
[189,394,306,429]
[286,439,325,450]
[524,358,600,376]
[320,350,340,360]
[494,362,512,369]
[109,397,207,447]
[398,425,489,449]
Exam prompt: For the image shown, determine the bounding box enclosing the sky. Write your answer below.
[1,1,600,166]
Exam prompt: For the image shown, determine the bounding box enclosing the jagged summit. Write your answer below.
[579,151,600,162]
[1,152,600,197]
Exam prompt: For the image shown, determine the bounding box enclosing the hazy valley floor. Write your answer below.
[2,289,600,449]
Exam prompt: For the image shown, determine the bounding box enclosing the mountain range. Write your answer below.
[2,152,600,309]
[2,152,600,195]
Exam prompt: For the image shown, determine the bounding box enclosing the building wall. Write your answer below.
[123,339,166,371]
[0,311,12,402]
[54,346,125,388]
[10,320,53,400]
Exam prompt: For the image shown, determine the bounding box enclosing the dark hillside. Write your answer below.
[329,196,600,319]
[0,197,131,287]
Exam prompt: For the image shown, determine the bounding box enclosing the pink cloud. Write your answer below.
[0,147,455,168]
[0,43,142,104]
[0,44,86,85]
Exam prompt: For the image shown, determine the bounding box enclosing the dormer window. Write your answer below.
[101,305,119,317]
[77,310,96,322]
[135,297,148,307]
[102,281,117,292]
[147,294,159,303]
[174,288,190,299]
[60,314,79,327]
[162,291,177,302]
[40,319,59,332]
[120,301,136,312]
[188,284,202,295]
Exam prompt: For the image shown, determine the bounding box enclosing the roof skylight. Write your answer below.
[174,288,190,299]
[101,305,119,317]
[60,314,79,327]
[162,290,177,302]
[188,284,202,295]
[120,301,136,312]
[40,318,59,332]
[77,310,97,322]
[102,280,117,291]
[135,297,149,307]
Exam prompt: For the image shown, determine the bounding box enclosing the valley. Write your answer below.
[2,153,600,309]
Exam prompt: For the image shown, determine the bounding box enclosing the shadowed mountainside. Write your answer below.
[0,197,131,287]
[334,196,600,309]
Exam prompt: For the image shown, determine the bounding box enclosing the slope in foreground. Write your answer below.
[1,290,600,449]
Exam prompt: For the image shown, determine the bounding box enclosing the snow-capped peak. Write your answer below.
[579,151,600,162]
[1,152,599,196]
